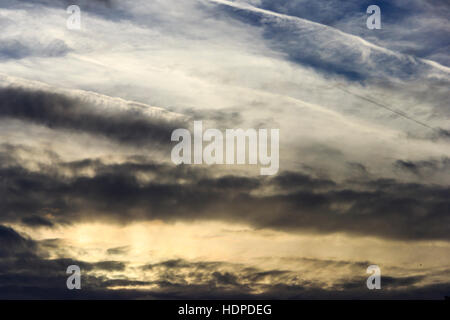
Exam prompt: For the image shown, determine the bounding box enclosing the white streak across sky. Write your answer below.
[0,0,449,299]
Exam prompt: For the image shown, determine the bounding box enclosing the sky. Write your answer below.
[0,0,449,299]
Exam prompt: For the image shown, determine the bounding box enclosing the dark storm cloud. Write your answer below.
[0,225,37,257]
[21,215,54,228]
[0,224,135,298]
[338,275,426,291]
[0,226,125,272]
[197,175,261,191]
[382,275,426,288]
[255,282,450,300]
[142,259,225,271]
[272,171,336,191]
[395,157,450,176]
[1,149,449,240]
[1,226,448,299]
[0,87,185,147]
[437,129,450,140]
[280,257,370,270]
[395,160,430,175]
[91,261,126,271]
[141,258,309,294]
[243,270,291,283]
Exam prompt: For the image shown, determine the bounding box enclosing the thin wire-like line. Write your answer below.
[335,84,439,132]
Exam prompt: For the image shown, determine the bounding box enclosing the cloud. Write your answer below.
[1,151,449,241]
[245,0,450,67]
[207,0,450,82]
[0,86,185,147]
[0,39,70,61]
[17,0,115,10]
[272,171,336,191]
[0,225,37,258]
[394,158,450,177]
[0,224,134,298]
[1,224,449,299]
[106,246,130,255]
[0,0,449,299]
[21,216,54,228]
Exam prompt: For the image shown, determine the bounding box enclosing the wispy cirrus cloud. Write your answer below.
[0,0,449,299]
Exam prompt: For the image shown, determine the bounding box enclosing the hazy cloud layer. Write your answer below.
[0,86,185,147]
[1,224,448,299]
[0,0,449,299]
[1,150,449,241]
